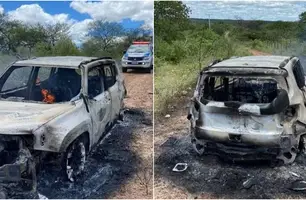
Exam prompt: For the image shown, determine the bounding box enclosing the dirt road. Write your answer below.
[154,52,306,199]
[34,71,153,199]
[123,72,153,110]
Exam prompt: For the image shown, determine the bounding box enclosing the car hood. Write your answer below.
[0,101,75,135]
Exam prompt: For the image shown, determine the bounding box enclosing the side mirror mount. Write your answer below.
[80,93,90,112]
[87,94,97,101]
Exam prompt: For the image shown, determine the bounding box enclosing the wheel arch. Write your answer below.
[59,124,91,152]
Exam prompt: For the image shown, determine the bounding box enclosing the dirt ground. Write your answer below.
[110,70,153,199]
[34,70,153,199]
[154,52,306,199]
[123,71,153,110]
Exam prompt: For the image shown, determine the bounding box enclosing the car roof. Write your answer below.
[212,56,291,68]
[13,56,98,68]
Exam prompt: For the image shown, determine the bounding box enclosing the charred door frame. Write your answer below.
[82,61,113,145]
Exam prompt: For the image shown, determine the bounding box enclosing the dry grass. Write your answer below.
[154,58,209,116]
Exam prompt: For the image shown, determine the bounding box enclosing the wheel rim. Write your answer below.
[66,142,86,182]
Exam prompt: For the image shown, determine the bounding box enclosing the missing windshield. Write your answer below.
[0,66,81,103]
[201,76,279,104]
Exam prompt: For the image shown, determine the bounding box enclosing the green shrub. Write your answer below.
[251,39,264,49]
[154,30,253,116]
[154,59,204,115]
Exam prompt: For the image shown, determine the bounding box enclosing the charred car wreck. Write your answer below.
[188,56,306,165]
[0,56,126,197]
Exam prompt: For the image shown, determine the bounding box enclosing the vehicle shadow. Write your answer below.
[124,69,152,74]
[36,108,150,199]
[155,132,306,199]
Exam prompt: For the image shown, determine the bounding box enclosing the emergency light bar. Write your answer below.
[132,41,150,45]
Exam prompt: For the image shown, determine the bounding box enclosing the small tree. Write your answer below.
[154,1,190,42]
[45,23,70,47]
[0,14,24,56]
[298,11,306,40]
[52,36,80,56]
[81,38,102,57]
[18,24,48,57]
[87,20,124,52]
[34,42,52,56]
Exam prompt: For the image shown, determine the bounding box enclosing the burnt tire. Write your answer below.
[190,125,205,156]
[61,137,87,182]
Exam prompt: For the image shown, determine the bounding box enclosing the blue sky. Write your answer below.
[185,1,306,21]
[1,1,304,45]
[0,1,153,45]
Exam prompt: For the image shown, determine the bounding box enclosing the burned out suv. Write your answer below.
[188,56,306,164]
[0,56,126,197]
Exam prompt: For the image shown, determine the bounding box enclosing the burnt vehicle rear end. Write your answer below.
[188,56,306,164]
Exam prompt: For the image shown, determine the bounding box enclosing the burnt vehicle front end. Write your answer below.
[0,57,91,198]
[189,57,306,164]
[0,134,37,198]
[0,103,76,198]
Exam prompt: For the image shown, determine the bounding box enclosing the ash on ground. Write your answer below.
[155,129,306,199]
[36,108,152,199]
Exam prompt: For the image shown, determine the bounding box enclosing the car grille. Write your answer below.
[128,57,144,61]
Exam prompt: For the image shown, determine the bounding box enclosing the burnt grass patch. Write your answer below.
[35,108,152,199]
[155,129,306,199]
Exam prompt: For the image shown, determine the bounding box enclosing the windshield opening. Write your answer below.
[201,75,281,104]
[127,45,150,53]
[0,66,81,103]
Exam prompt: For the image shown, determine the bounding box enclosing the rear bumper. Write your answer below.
[204,142,280,161]
[193,126,298,163]
[194,126,288,147]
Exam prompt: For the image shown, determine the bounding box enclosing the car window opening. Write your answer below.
[88,67,104,98]
[201,76,279,104]
[0,66,81,103]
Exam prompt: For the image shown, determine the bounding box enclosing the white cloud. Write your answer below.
[8,4,74,25]
[70,0,153,29]
[185,1,306,21]
[0,5,4,14]
[2,2,153,45]
[5,3,91,44]
[68,19,93,46]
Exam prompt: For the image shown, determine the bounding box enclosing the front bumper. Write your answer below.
[0,137,36,197]
[121,60,151,68]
